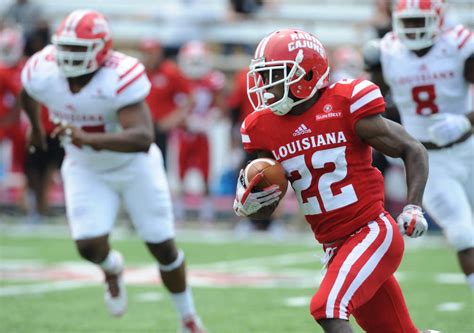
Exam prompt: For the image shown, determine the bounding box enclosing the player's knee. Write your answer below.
[147,239,176,263]
[316,318,353,333]
[76,240,107,263]
[444,223,474,251]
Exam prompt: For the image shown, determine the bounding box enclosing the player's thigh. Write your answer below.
[352,275,417,333]
[310,213,404,321]
[61,159,120,240]
[123,145,175,244]
[424,158,474,250]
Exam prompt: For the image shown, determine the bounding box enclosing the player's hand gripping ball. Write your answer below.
[233,158,288,220]
[244,158,288,198]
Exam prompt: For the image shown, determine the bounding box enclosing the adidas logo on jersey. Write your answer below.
[293,124,311,136]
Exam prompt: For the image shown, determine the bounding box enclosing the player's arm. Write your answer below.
[426,54,474,146]
[356,114,428,206]
[464,55,474,125]
[20,88,47,150]
[52,101,154,152]
[356,114,429,237]
[233,120,281,219]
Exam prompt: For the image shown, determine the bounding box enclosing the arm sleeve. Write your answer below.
[349,79,385,131]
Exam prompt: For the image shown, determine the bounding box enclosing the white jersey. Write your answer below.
[21,45,151,170]
[380,25,473,141]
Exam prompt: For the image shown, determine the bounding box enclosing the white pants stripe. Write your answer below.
[325,220,380,318]
[338,214,394,319]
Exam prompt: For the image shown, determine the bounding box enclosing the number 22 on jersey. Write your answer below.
[282,146,358,215]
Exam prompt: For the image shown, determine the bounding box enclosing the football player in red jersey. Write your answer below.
[0,26,27,174]
[176,41,227,221]
[138,38,193,169]
[233,29,430,333]
[21,10,205,332]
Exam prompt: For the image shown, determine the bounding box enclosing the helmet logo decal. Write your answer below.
[92,17,110,36]
[288,33,326,58]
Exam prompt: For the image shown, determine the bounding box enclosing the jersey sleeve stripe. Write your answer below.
[351,80,374,98]
[456,26,467,38]
[352,85,378,102]
[458,32,472,50]
[241,133,251,143]
[118,61,140,80]
[350,89,383,113]
[117,69,145,94]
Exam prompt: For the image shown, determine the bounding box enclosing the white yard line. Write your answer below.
[192,251,319,271]
[0,223,447,248]
[436,302,465,312]
[434,273,466,285]
[0,281,93,296]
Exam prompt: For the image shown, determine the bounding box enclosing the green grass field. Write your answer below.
[0,222,473,333]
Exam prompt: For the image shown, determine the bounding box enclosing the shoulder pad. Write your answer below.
[21,45,58,98]
[443,25,473,51]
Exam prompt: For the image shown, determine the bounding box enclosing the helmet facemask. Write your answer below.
[247,50,329,116]
[393,9,439,50]
[53,35,105,77]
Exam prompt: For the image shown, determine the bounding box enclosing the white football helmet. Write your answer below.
[178,41,211,79]
[393,0,445,50]
[52,9,112,77]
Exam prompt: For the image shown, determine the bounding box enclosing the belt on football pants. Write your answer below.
[421,132,472,150]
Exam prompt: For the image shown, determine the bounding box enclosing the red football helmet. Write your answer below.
[0,25,24,66]
[178,41,211,79]
[393,0,445,50]
[52,9,112,77]
[247,29,330,115]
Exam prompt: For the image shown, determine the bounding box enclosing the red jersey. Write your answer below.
[241,79,386,243]
[189,70,225,117]
[0,62,23,118]
[145,60,191,123]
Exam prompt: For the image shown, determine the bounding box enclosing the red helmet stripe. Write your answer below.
[65,10,91,35]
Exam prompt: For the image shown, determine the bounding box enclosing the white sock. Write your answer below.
[467,273,474,292]
[170,288,197,319]
[99,250,123,274]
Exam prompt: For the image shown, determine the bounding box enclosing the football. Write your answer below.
[244,158,288,199]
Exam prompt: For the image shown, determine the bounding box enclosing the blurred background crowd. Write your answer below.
[0,0,473,231]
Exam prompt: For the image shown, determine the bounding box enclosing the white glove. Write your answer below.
[428,114,471,147]
[396,204,428,238]
[233,169,281,217]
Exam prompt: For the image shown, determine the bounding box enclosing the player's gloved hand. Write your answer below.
[428,114,471,147]
[233,169,281,217]
[396,204,428,238]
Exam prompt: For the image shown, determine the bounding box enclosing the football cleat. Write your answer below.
[180,315,206,333]
[103,254,127,317]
